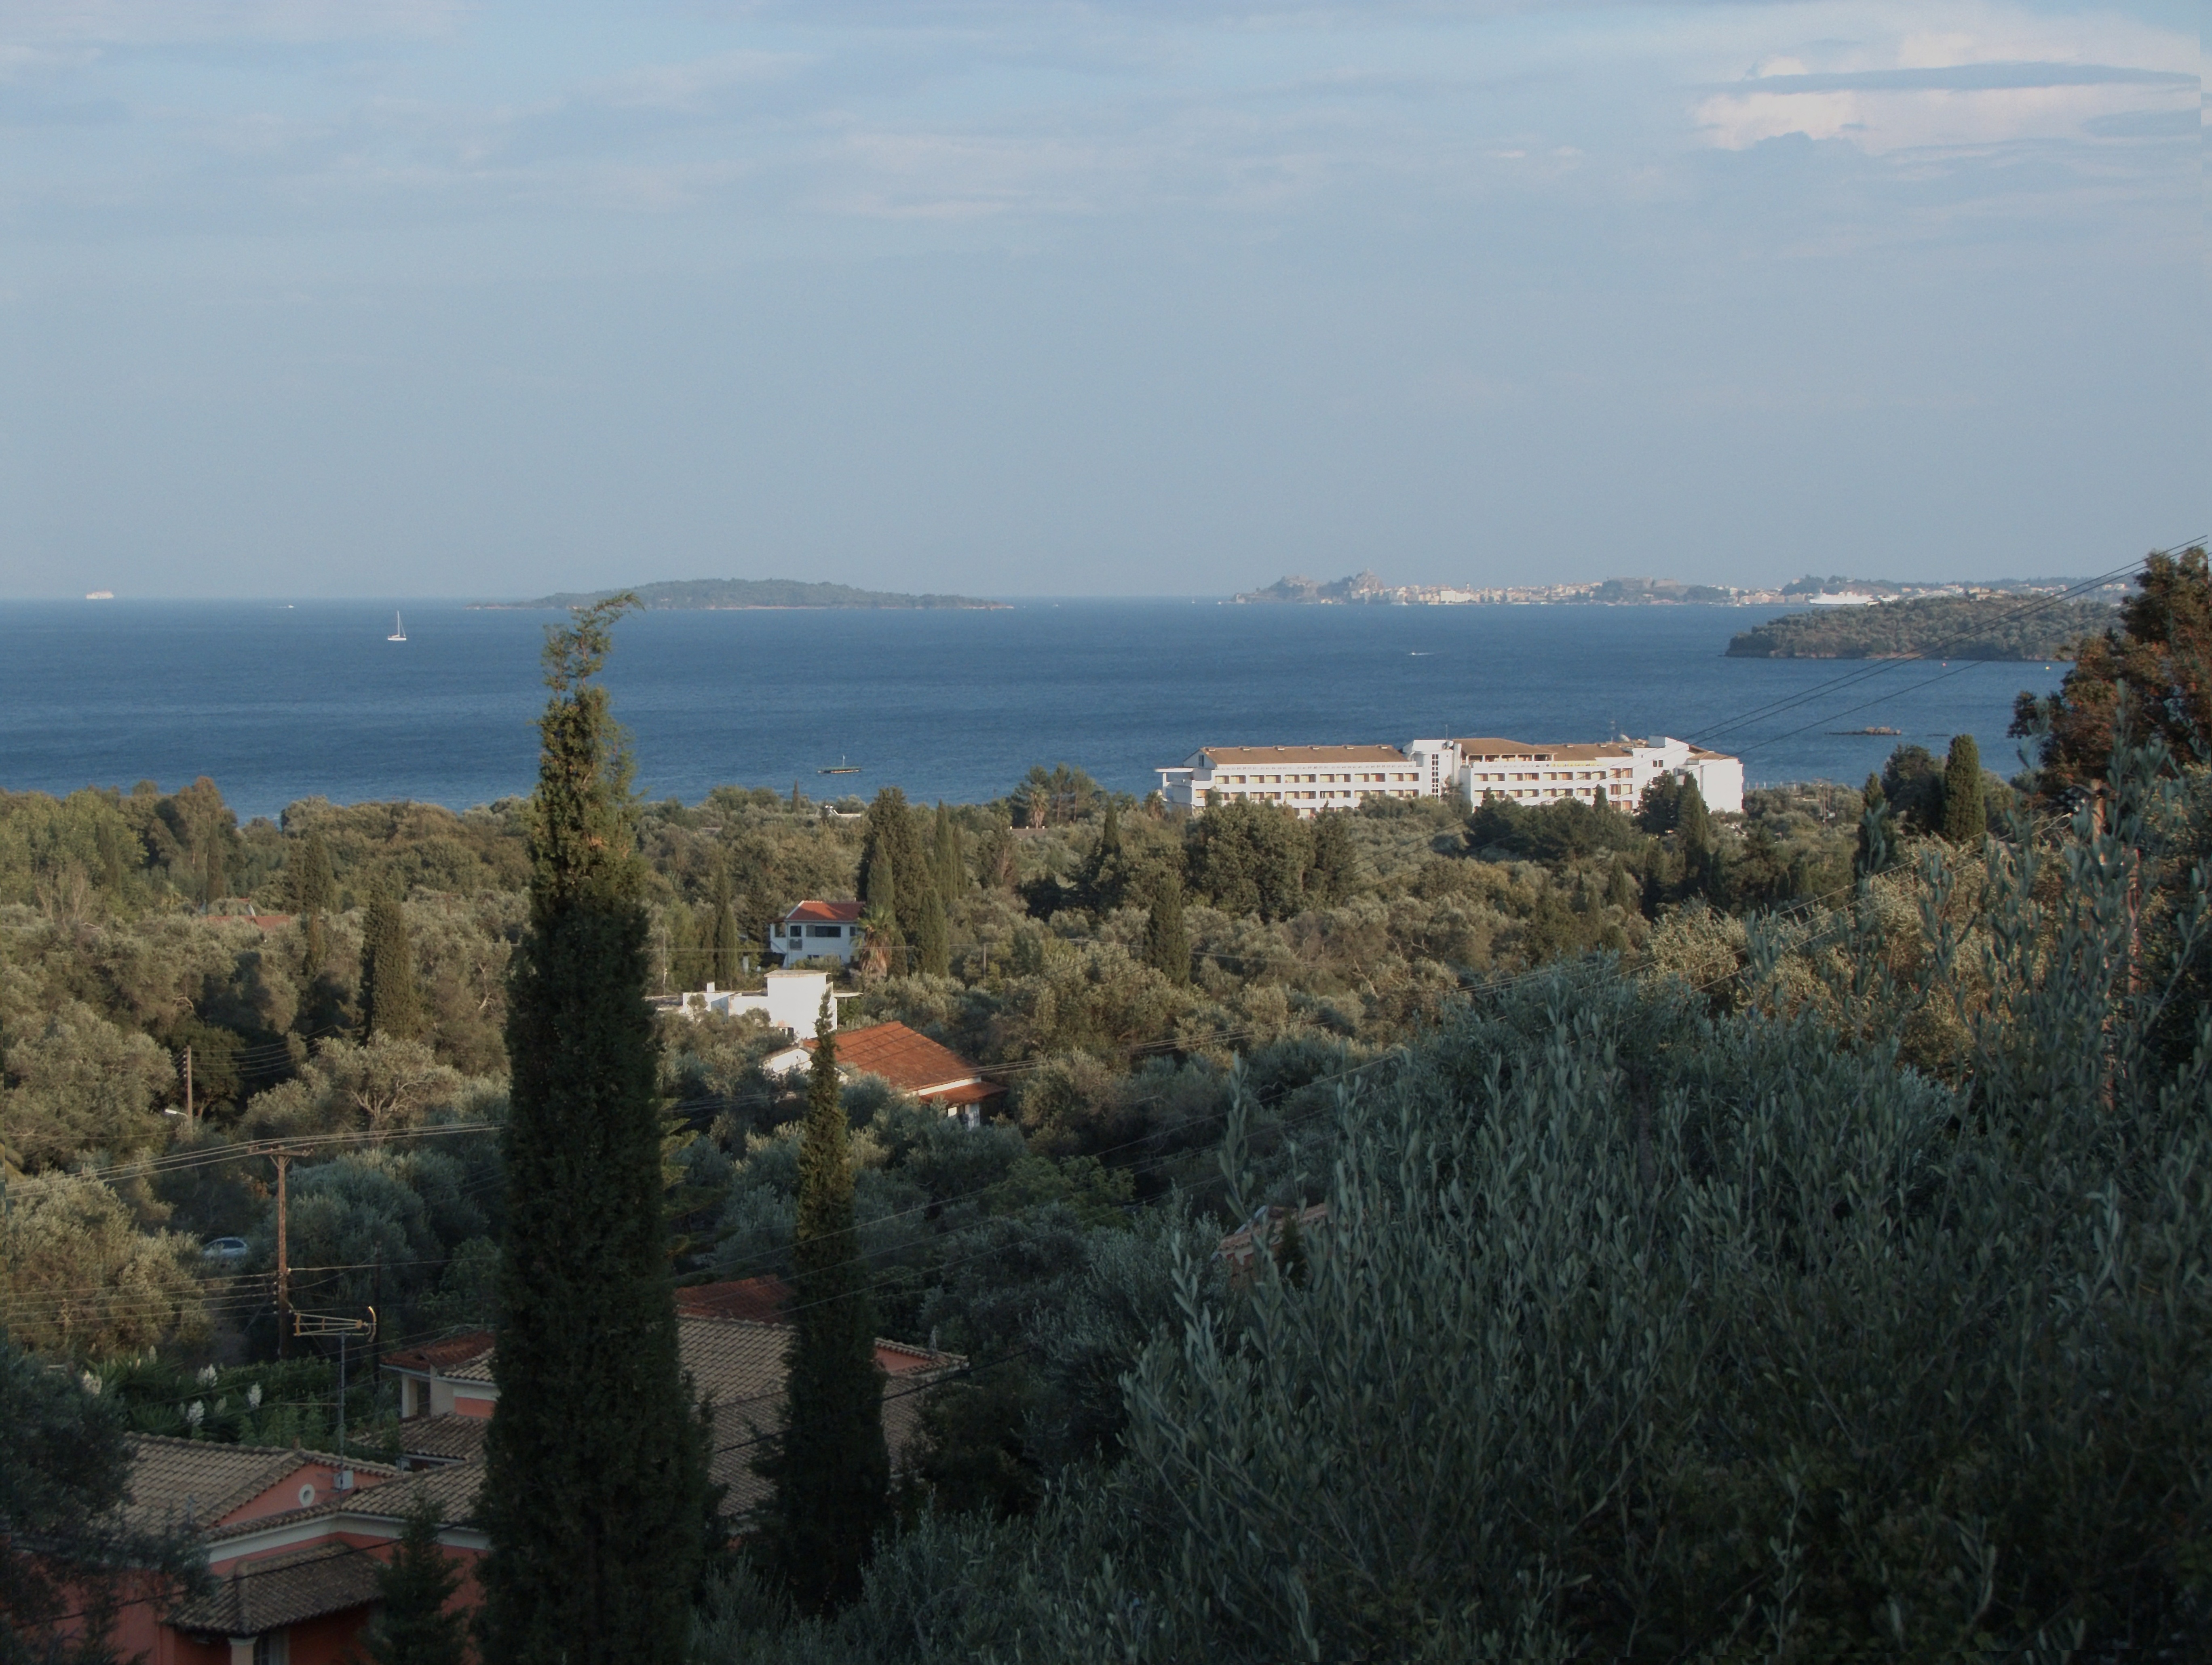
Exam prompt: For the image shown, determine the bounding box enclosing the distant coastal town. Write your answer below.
[1232,569,2132,608]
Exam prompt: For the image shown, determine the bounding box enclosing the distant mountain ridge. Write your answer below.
[492,578,1007,611]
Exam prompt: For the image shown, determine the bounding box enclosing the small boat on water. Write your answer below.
[817,756,861,775]
[388,611,407,642]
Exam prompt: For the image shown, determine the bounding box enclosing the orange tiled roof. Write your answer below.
[384,1331,495,1374]
[676,1276,792,1324]
[1198,745,1406,765]
[784,900,864,924]
[169,1541,382,1634]
[803,1022,998,1097]
[122,1437,399,1535]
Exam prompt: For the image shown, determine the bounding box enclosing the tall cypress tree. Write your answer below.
[755,996,889,1611]
[1856,773,1897,880]
[1941,734,1987,844]
[704,865,741,988]
[933,802,964,904]
[1083,799,1127,912]
[1145,868,1191,987]
[360,883,423,1040]
[1674,779,1718,900]
[914,880,950,979]
[477,598,709,1665]
[294,830,336,978]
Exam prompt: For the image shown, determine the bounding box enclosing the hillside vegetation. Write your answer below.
[1727,594,2113,660]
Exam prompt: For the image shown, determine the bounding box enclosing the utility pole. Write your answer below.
[274,1151,291,1359]
[183,1046,193,1123]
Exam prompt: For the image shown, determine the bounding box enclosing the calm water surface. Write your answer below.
[0,601,2064,820]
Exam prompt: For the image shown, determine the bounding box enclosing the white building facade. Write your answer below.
[1418,735,1744,816]
[770,899,866,967]
[1159,735,1744,818]
[667,969,856,1035]
[1155,745,1432,818]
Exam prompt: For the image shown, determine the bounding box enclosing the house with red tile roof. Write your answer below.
[759,1021,1005,1123]
[381,1313,961,1523]
[770,899,866,967]
[103,1438,482,1665]
[675,1275,793,1325]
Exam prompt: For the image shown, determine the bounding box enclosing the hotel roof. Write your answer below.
[1195,745,1408,765]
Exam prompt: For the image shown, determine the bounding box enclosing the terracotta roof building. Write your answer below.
[676,1275,793,1324]
[771,899,867,967]
[108,1439,482,1665]
[381,1313,961,1522]
[760,1021,1005,1121]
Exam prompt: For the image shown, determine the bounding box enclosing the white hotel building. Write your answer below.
[1157,735,1743,818]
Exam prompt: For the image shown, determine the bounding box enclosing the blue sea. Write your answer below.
[0,600,2065,821]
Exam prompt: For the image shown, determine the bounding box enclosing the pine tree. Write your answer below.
[477,597,710,1665]
[705,865,741,988]
[1144,868,1191,987]
[1941,734,1987,844]
[294,830,335,978]
[363,1495,467,1665]
[755,995,889,1612]
[1855,773,1896,880]
[360,884,423,1040]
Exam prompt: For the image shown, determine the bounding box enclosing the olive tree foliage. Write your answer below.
[0,1171,208,1362]
[698,745,2212,1665]
[0,1003,175,1170]
[236,1033,488,1140]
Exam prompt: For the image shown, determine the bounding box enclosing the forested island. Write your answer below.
[495,577,1007,610]
[6,553,2209,1664]
[1725,593,2114,660]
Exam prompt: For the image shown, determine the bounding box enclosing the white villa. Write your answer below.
[770,899,866,967]
[1160,735,1743,818]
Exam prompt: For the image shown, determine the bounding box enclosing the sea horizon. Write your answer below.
[2,598,2065,822]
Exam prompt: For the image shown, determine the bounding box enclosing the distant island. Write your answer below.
[1725,595,2115,661]
[487,578,1007,611]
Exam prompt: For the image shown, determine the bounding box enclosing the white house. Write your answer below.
[1155,745,1431,818]
[771,899,866,967]
[665,969,856,1036]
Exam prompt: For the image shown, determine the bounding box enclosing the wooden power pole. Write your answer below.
[274,1151,292,1359]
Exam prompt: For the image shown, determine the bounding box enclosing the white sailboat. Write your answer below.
[387,611,407,642]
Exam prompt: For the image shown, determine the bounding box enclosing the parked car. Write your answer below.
[201,1236,250,1263]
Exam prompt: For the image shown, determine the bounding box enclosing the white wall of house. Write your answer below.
[773,919,863,966]
[681,970,845,1035]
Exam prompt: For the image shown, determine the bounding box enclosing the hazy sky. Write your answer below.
[0,1,2199,599]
